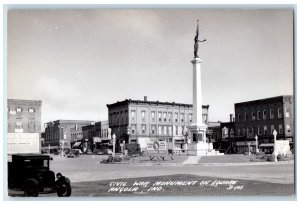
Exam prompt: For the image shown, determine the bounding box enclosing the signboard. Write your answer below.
[8,133,40,154]
[147,141,167,154]
[93,137,101,143]
[236,141,256,146]
[275,140,290,154]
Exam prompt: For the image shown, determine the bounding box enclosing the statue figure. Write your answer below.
[194,20,206,58]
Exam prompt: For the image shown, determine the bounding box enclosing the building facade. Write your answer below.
[70,120,111,153]
[106,97,209,151]
[234,95,293,153]
[7,99,42,154]
[8,99,42,133]
[43,120,93,146]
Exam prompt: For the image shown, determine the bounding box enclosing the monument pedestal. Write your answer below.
[188,124,223,156]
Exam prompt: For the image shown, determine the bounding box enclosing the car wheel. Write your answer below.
[24,184,39,197]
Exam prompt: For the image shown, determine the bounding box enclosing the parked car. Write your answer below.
[8,154,71,197]
[67,149,80,158]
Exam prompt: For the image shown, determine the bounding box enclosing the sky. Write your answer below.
[7,8,294,129]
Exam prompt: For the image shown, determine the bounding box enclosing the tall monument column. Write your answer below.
[188,20,208,145]
[187,20,222,156]
[189,57,208,143]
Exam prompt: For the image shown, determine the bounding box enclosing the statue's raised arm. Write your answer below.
[194,20,206,58]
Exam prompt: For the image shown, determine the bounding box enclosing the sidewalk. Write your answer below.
[182,156,202,164]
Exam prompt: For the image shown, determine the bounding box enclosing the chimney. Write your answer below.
[144,96,147,101]
[230,114,233,122]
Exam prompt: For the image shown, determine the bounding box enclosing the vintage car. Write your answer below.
[67,149,80,158]
[8,154,71,197]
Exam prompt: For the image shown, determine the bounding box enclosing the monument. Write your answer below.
[187,20,223,156]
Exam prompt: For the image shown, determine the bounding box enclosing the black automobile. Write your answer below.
[8,154,71,197]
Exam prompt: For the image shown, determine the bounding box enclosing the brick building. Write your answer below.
[8,99,42,133]
[106,97,209,151]
[7,99,42,154]
[43,120,93,147]
[70,121,111,153]
[234,95,293,153]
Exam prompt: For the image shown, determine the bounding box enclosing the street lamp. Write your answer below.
[273,129,278,162]
[255,135,258,153]
[112,134,116,157]
[58,125,66,157]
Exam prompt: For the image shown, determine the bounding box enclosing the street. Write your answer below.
[8,154,295,197]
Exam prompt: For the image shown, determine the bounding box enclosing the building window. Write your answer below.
[168,112,172,122]
[175,113,178,122]
[237,129,241,136]
[182,126,185,135]
[251,112,255,121]
[151,125,156,134]
[163,126,167,135]
[246,127,250,136]
[131,124,136,134]
[181,113,184,122]
[271,125,274,134]
[158,125,162,135]
[237,114,240,122]
[258,126,262,135]
[270,109,274,119]
[264,125,268,135]
[131,110,136,121]
[168,126,172,136]
[151,111,155,122]
[203,115,208,123]
[285,108,290,117]
[279,124,283,134]
[252,127,255,134]
[175,126,178,135]
[243,128,246,136]
[189,114,192,122]
[16,121,23,129]
[286,124,291,133]
[16,108,22,113]
[257,111,261,120]
[163,112,167,122]
[125,111,128,122]
[158,112,162,122]
[263,110,267,119]
[28,108,35,113]
[245,113,248,121]
[141,124,146,134]
[141,111,146,122]
[278,108,282,118]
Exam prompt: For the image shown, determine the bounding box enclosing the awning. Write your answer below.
[259,143,274,147]
[175,139,184,144]
[72,142,82,148]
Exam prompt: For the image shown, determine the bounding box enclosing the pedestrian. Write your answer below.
[55,172,72,197]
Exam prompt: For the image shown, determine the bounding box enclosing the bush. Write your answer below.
[266,155,275,162]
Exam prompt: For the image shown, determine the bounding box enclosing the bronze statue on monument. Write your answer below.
[194,20,206,58]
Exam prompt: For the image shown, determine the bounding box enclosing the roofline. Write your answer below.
[107,99,209,109]
[235,95,293,106]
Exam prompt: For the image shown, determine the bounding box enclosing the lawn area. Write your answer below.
[129,155,189,164]
[198,154,253,163]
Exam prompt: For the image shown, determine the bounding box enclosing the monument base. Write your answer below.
[188,124,224,156]
[187,142,224,156]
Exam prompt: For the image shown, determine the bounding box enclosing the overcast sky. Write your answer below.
[7,8,293,128]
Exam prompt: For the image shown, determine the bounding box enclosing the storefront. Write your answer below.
[235,141,256,154]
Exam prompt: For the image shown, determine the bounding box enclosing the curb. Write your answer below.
[126,160,294,166]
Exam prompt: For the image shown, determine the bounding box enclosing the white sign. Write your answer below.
[236,141,256,146]
[147,141,167,153]
[93,137,101,143]
[8,133,40,154]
